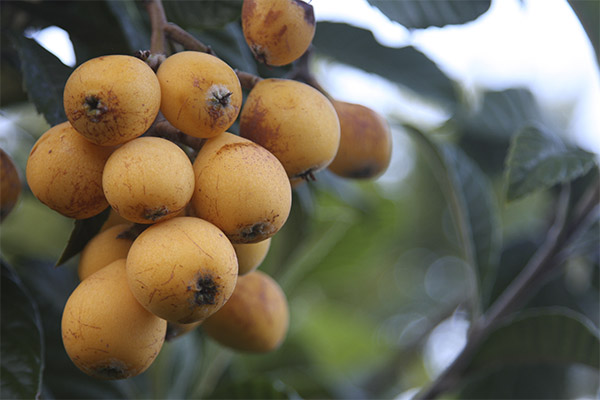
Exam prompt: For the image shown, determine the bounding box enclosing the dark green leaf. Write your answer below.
[1,260,44,400]
[105,0,150,51]
[11,35,71,126]
[456,88,544,141]
[405,125,501,301]
[162,1,243,30]
[367,0,491,29]
[459,364,570,399]
[192,22,258,73]
[504,125,597,201]
[568,0,599,62]
[313,22,457,110]
[210,376,299,400]
[466,308,600,373]
[55,207,111,266]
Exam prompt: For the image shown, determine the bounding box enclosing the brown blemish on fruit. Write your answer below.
[292,0,315,26]
[191,274,219,305]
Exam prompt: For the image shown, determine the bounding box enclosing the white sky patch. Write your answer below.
[311,0,600,154]
[25,26,76,67]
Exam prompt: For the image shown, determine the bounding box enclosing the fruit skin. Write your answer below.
[240,78,340,179]
[102,137,195,224]
[202,270,289,352]
[0,148,21,221]
[61,259,167,380]
[78,223,134,281]
[26,122,113,219]
[191,132,291,244]
[242,0,316,66]
[126,217,238,324]
[157,51,242,139]
[328,101,392,179]
[233,238,271,275]
[63,55,161,146]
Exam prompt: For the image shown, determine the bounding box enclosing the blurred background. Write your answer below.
[1,0,598,399]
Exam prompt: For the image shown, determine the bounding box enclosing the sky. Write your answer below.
[310,0,600,155]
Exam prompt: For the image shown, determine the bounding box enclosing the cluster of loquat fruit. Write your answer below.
[16,0,393,381]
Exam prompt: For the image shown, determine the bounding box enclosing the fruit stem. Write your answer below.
[144,0,167,55]
[235,70,263,90]
[164,23,215,55]
[146,117,206,152]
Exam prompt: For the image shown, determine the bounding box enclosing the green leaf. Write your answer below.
[105,0,151,51]
[405,125,501,304]
[466,308,600,374]
[11,35,71,126]
[210,377,299,400]
[313,22,458,110]
[192,22,258,74]
[367,0,491,29]
[456,88,544,141]
[568,0,599,62]
[504,125,597,201]
[162,1,243,30]
[459,364,570,399]
[1,260,44,400]
[55,207,111,266]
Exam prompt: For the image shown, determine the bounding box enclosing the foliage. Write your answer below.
[1,0,598,399]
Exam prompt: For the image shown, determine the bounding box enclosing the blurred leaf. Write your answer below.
[466,308,600,374]
[192,22,258,73]
[163,1,243,30]
[1,260,44,400]
[11,35,70,126]
[105,0,150,51]
[9,1,136,63]
[313,22,457,110]
[367,0,491,29]
[210,376,299,400]
[458,364,569,399]
[456,88,543,141]
[504,126,597,201]
[405,125,501,303]
[568,0,599,62]
[56,207,110,266]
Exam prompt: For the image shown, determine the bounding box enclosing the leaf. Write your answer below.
[1,260,44,400]
[568,0,599,61]
[456,88,544,141]
[105,0,151,51]
[56,207,111,266]
[504,125,597,201]
[458,364,570,399]
[465,308,600,374]
[405,125,501,302]
[162,1,243,30]
[312,22,458,110]
[191,22,258,74]
[210,377,298,400]
[367,0,491,29]
[11,35,71,126]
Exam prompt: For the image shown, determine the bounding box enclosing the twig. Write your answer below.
[164,22,215,55]
[416,181,600,399]
[146,119,206,152]
[144,0,167,55]
[235,70,262,90]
